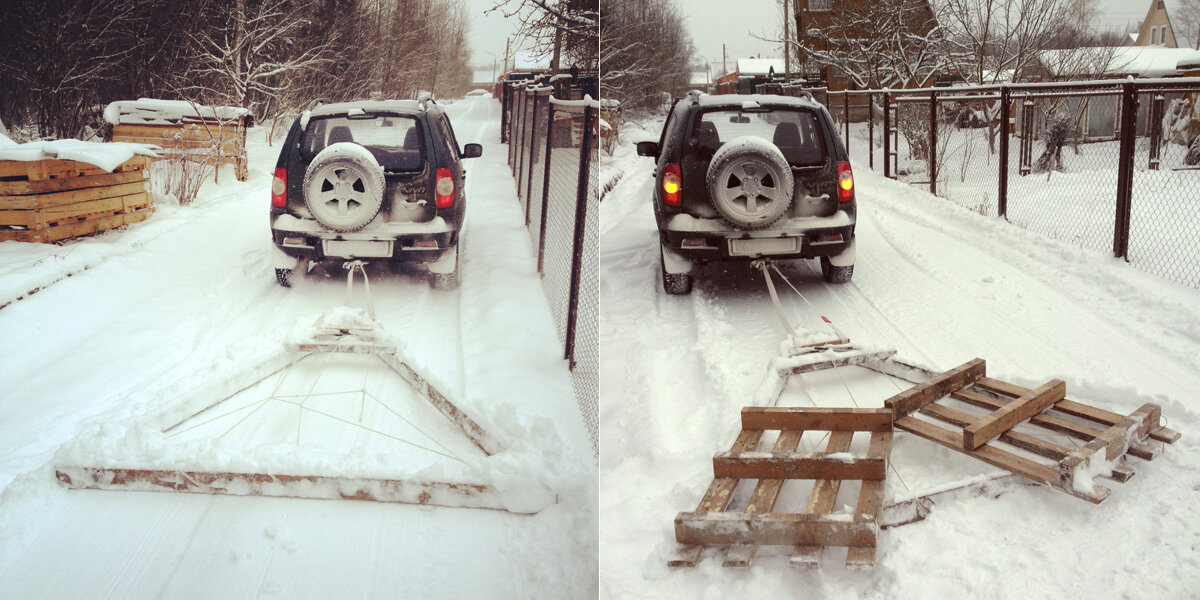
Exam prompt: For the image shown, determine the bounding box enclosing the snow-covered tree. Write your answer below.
[598,0,693,111]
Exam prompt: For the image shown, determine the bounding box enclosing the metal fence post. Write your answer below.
[501,84,510,144]
[1113,80,1138,259]
[868,92,874,170]
[929,89,938,196]
[1148,93,1164,171]
[538,101,555,273]
[999,86,1010,219]
[844,92,850,151]
[524,94,540,225]
[883,91,891,179]
[564,106,595,367]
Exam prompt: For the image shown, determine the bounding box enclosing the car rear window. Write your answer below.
[692,108,827,167]
[302,114,424,171]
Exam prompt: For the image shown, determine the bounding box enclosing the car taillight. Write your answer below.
[837,161,854,203]
[271,167,287,207]
[436,168,454,209]
[663,163,681,207]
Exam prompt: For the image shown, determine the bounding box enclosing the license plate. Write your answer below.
[323,240,393,258]
[729,237,800,256]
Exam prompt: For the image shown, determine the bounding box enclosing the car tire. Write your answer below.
[820,256,854,284]
[705,136,794,230]
[275,268,293,288]
[302,142,386,232]
[661,250,693,295]
[429,246,460,291]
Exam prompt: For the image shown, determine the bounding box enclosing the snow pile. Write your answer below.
[0,139,160,172]
[104,99,250,126]
[0,131,14,147]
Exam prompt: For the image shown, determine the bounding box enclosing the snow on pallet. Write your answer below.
[0,155,153,243]
[54,308,549,514]
[107,99,250,182]
[670,408,893,570]
[871,358,1180,504]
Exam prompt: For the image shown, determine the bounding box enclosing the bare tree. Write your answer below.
[795,0,952,90]
[1177,0,1200,50]
[490,0,598,72]
[187,0,333,115]
[599,0,693,111]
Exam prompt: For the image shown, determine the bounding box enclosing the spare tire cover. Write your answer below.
[705,135,795,229]
[303,142,387,232]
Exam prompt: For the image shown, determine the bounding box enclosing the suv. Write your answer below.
[269,99,481,289]
[637,92,856,294]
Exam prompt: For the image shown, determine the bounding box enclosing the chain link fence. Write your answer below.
[502,80,599,456]
[776,79,1200,289]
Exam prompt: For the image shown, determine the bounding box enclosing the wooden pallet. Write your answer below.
[0,154,150,181]
[113,122,247,181]
[883,359,1180,504]
[0,156,154,243]
[670,407,892,569]
[54,310,531,513]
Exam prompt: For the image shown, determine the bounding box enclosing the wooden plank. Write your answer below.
[953,388,1105,441]
[976,377,1178,444]
[53,465,524,513]
[669,429,763,567]
[0,208,152,243]
[724,429,804,567]
[114,123,245,141]
[675,512,877,547]
[378,354,501,456]
[0,156,150,182]
[741,407,892,432]
[846,431,892,568]
[1059,413,1143,495]
[781,349,897,375]
[0,191,152,228]
[962,379,1065,450]
[0,169,147,196]
[885,358,985,418]
[894,415,1108,503]
[713,451,885,481]
[791,431,853,568]
[923,403,1068,459]
[920,402,1134,482]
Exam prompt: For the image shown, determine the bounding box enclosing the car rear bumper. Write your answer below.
[272,215,457,262]
[661,213,855,262]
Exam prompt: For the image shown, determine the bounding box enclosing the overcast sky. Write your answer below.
[465,0,523,68]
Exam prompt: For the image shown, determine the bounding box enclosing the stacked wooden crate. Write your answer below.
[0,155,153,243]
[111,120,247,181]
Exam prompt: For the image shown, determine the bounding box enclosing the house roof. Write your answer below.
[736,58,786,77]
[1038,46,1200,78]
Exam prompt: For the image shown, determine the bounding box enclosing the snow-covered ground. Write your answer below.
[599,116,1200,598]
[0,96,597,598]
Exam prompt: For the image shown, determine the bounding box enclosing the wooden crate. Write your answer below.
[112,119,247,182]
[670,407,893,569]
[0,155,153,243]
[885,359,1180,504]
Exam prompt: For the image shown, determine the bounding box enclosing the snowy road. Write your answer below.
[599,123,1200,599]
[0,97,597,599]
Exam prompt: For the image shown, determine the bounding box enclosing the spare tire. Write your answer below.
[303,142,386,232]
[705,136,794,229]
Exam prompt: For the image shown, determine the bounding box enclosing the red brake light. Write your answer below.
[271,167,287,207]
[436,168,454,209]
[663,163,681,207]
[837,161,854,203]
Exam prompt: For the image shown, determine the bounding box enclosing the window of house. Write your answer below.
[1161,26,1168,45]
[810,0,832,10]
[1152,28,1158,44]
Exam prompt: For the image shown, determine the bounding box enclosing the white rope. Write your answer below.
[343,260,376,318]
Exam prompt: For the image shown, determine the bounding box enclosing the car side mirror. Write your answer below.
[462,143,482,158]
[636,141,660,158]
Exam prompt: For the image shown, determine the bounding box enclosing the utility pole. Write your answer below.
[722,44,727,77]
[783,0,790,82]
[551,24,563,75]
[504,38,511,74]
